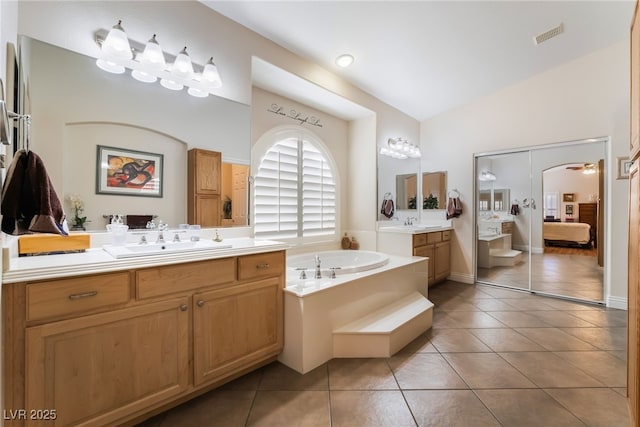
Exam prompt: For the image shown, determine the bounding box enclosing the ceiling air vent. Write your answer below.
[534,23,564,45]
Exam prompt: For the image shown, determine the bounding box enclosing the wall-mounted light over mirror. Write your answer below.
[95,20,222,98]
[380,137,421,159]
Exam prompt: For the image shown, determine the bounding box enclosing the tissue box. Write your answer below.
[18,233,91,256]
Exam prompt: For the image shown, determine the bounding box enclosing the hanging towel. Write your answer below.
[446,196,462,220]
[510,203,520,216]
[1,149,67,235]
[380,198,395,219]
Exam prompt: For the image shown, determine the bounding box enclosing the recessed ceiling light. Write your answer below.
[335,54,354,68]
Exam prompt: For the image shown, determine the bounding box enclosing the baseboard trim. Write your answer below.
[447,272,474,284]
[607,295,627,310]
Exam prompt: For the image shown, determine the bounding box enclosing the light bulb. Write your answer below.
[171,47,193,79]
[96,58,125,74]
[101,20,132,59]
[202,57,222,88]
[141,34,166,69]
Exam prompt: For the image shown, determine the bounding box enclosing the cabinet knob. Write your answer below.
[180,304,188,312]
[197,300,205,308]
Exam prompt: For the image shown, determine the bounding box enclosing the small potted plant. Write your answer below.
[423,194,439,209]
[67,194,88,230]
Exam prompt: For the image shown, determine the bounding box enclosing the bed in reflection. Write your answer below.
[543,221,592,248]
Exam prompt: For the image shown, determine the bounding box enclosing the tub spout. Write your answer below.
[315,254,322,279]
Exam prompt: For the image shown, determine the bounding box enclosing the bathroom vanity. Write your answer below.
[377,226,451,286]
[2,237,287,426]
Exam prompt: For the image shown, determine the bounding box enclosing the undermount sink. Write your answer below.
[103,240,232,259]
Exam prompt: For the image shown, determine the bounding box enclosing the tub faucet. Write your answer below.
[314,254,322,279]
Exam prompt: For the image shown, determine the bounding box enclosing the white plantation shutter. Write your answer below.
[254,136,336,239]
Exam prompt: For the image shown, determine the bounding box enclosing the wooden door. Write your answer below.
[193,277,283,386]
[632,1,640,160]
[232,164,249,226]
[25,298,190,426]
[629,159,640,425]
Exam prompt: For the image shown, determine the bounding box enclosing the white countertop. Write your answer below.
[2,237,289,283]
[377,225,453,235]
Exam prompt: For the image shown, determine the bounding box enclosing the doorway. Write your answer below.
[475,138,606,304]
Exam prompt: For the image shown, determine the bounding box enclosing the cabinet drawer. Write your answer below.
[238,251,285,281]
[26,272,131,321]
[413,234,428,247]
[137,257,236,300]
[501,222,513,235]
[442,230,451,241]
[426,231,442,244]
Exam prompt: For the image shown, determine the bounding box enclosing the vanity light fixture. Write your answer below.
[335,53,354,68]
[95,20,223,98]
[380,137,421,160]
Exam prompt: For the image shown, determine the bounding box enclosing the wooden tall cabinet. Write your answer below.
[629,1,640,424]
[188,149,222,227]
[578,203,598,246]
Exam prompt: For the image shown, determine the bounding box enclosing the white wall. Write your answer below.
[422,41,629,307]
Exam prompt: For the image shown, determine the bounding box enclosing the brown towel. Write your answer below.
[446,197,462,220]
[380,198,395,219]
[1,149,67,235]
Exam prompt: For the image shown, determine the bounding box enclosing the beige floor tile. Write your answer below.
[246,390,330,427]
[553,351,627,387]
[560,327,627,351]
[330,390,416,427]
[388,353,468,389]
[486,311,552,327]
[430,329,492,352]
[328,358,397,390]
[514,327,597,350]
[472,298,519,311]
[219,368,262,391]
[527,310,597,327]
[545,388,631,427]
[499,352,604,388]
[476,286,532,299]
[434,310,506,328]
[568,310,627,327]
[613,387,628,397]
[469,328,546,352]
[497,298,557,311]
[398,332,438,354]
[536,298,601,311]
[160,390,255,427]
[404,390,500,426]
[476,389,585,427]
[443,353,536,389]
[429,295,479,312]
[259,362,328,390]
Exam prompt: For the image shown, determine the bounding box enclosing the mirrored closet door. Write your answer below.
[475,138,606,304]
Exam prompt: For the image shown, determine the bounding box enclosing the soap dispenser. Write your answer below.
[341,233,351,249]
[350,236,360,250]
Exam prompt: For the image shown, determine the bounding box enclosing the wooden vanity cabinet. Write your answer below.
[412,230,451,286]
[188,148,222,227]
[3,251,285,427]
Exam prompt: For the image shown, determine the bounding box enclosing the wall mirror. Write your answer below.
[377,153,420,218]
[479,188,510,212]
[15,35,251,230]
[422,171,446,209]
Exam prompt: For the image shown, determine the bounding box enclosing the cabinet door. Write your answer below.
[434,241,451,281]
[192,149,221,194]
[25,298,190,427]
[414,244,435,284]
[195,195,221,227]
[193,277,283,386]
[632,3,640,159]
[628,159,640,425]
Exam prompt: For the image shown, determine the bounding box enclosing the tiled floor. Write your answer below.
[137,281,629,426]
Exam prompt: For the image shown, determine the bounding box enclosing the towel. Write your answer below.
[510,204,520,216]
[1,149,67,235]
[446,197,462,220]
[380,198,395,219]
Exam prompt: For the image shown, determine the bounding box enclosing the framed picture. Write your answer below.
[562,193,575,202]
[96,145,163,197]
[617,156,632,180]
[565,204,574,215]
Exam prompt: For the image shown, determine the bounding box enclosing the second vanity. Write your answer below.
[377,226,452,286]
[2,235,287,426]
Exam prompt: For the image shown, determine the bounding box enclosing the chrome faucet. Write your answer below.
[314,254,322,279]
[156,220,168,244]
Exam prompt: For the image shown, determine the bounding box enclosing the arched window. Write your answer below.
[253,129,337,241]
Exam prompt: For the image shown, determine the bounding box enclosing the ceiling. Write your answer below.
[203,1,635,122]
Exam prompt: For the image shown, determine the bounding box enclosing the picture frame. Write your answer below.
[565,204,573,215]
[96,145,163,197]
[617,156,632,180]
[562,193,575,202]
